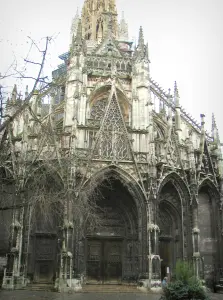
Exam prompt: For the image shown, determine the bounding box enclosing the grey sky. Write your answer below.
[1,0,223,140]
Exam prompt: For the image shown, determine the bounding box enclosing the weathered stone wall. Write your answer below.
[0,209,12,255]
[198,192,216,276]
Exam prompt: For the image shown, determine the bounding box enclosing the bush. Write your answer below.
[175,261,194,283]
[161,280,210,300]
[160,261,210,300]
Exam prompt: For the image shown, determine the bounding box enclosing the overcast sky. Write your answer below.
[1,0,223,140]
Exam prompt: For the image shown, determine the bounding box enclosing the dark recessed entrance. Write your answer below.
[33,234,57,283]
[87,238,123,283]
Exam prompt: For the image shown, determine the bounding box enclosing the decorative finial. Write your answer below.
[174,81,179,97]
[119,11,129,41]
[70,8,80,44]
[138,26,144,49]
[174,81,180,107]
[12,84,17,102]
[212,113,220,143]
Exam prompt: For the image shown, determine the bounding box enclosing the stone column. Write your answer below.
[147,194,161,289]
[192,201,202,278]
[3,201,25,289]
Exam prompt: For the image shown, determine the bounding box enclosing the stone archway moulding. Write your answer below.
[83,164,147,212]
[157,171,191,258]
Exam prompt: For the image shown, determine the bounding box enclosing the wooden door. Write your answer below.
[87,239,122,283]
[34,235,56,283]
[103,240,122,282]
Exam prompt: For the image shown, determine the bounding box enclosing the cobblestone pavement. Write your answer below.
[0,291,223,300]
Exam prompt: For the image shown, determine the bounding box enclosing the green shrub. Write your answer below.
[161,279,210,300]
[175,260,194,283]
[160,261,210,300]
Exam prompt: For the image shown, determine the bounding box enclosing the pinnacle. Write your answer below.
[174,81,179,97]
[212,113,216,126]
[75,7,79,17]
[12,84,17,93]
[12,84,17,101]
[174,81,180,107]
[212,113,220,142]
[138,26,144,47]
[73,19,82,45]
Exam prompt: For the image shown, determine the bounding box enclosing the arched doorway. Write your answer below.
[77,170,147,283]
[158,181,185,279]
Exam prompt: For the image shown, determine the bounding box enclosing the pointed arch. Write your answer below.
[80,164,148,276]
[88,84,130,121]
[157,171,192,262]
[83,164,147,210]
[198,177,220,202]
[198,178,220,276]
[157,171,191,205]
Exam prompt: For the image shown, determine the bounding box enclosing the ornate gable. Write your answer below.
[91,84,132,162]
[93,38,123,58]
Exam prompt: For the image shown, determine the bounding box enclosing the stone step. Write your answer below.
[26,283,54,291]
[216,278,223,294]
[80,284,142,293]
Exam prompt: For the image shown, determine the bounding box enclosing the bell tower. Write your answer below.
[81,0,118,42]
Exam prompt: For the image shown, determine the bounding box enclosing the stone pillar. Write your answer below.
[2,203,25,289]
[57,218,74,291]
[147,195,161,289]
[192,203,202,278]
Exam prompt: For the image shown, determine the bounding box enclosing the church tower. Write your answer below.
[81,0,118,42]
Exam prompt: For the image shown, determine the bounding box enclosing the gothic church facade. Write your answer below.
[0,0,223,290]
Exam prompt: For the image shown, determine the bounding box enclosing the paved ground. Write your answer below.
[0,290,223,300]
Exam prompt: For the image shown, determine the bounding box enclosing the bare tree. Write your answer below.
[0,36,52,133]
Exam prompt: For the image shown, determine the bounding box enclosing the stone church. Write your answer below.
[0,0,223,290]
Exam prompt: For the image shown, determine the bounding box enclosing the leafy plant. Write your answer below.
[175,260,194,283]
[160,260,210,300]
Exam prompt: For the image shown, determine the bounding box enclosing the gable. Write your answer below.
[93,38,123,58]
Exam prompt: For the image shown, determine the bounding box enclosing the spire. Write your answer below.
[168,88,173,120]
[118,11,129,41]
[212,113,220,143]
[134,26,146,61]
[174,81,181,136]
[174,81,180,107]
[81,0,118,42]
[11,84,17,102]
[70,8,79,45]
[70,19,86,56]
[138,26,144,50]
[76,19,82,44]
[197,113,206,171]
